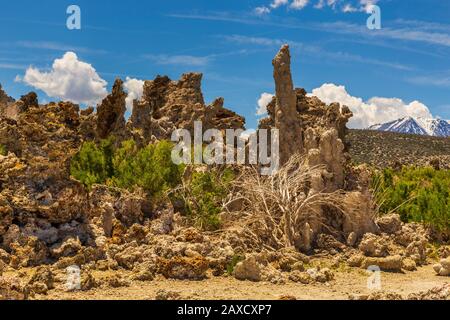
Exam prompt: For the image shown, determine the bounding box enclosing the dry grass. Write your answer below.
[230,154,347,251]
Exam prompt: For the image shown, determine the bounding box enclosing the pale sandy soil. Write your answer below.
[39,264,448,300]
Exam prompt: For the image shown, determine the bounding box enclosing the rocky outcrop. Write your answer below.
[0,99,99,267]
[0,84,15,111]
[0,102,87,222]
[257,45,375,251]
[271,45,303,165]
[0,91,37,120]
[259,45,353,191]
[0,74,248,275]
[129,73,245,144]
[18,92,39,110]
[96,79,126,139]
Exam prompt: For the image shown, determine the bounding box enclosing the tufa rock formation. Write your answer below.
[260,45,353,191]
[91,73,244,145]
[271,45,303,165]
[96,78,127,139]
[0,72,246,270]
[259,45,376,251]
[0,85,15,110]
[129,73,245,144]
[434,257,450,277]
[0,91,38,121]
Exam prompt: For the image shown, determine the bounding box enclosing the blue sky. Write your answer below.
[0,0,449,129]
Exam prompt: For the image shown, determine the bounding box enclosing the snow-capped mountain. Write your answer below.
[369,117,450,137]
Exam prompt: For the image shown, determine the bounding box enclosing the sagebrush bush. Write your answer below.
[111,140,183,196]
[71,139,183,195]
[70,139,114,189]
[177,168,234,231]
[373,166,450,232]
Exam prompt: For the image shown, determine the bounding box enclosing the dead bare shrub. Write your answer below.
[231,154,347,251]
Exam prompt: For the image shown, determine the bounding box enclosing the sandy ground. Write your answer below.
[36,264,449,300]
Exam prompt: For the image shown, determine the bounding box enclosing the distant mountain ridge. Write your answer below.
[369,117,450,137]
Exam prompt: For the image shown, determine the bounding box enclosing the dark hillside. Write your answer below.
[348,129,450,168]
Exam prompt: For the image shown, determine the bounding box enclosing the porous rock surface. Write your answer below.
[129,73,245,144]
[433,257,450,276]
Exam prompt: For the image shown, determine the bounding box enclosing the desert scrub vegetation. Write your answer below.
[71,139,233,230]
[70,139,114,189]
[70,139,184,196]
[234,154,346,251]
[373,166,450,232]
[174,167,235,231]
[110,140,183,196]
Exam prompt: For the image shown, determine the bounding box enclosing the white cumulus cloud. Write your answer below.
[257,92,275,116]
[260,84,434,128]
[21,52,108,105]
[123,77,144,112]
[310,83,434,129]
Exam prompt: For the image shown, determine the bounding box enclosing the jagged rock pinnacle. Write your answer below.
[96,78,126,139]
[272,44,304,165]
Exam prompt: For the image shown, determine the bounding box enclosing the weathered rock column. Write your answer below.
[96,78,126,139]
[272,45,303,165]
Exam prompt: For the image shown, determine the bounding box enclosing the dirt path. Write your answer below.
[43,264,448,300]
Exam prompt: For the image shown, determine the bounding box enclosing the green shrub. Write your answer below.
[71,139,183,196]
[71,138,235,230]
[373,166,450,232]
[0,144,6,156]
[111,140,183,196]
[70,139,114,189]
[180,168,234,231]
